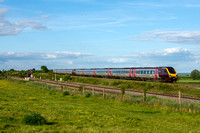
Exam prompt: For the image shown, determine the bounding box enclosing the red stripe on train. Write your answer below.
[155,69,158,78]
[134,69,136,77]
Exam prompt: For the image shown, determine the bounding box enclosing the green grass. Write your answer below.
[178,79,200,84]
[177,76,200,84]
[1,80,200,132]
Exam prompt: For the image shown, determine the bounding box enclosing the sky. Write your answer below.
[0,0,200,72]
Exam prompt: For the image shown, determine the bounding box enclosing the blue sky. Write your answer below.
[0,0,200,72]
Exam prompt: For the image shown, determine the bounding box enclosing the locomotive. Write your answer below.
[53,66,178,82]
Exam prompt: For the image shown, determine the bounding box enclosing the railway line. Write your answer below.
[30,78,200,103]
[68,75,200,89]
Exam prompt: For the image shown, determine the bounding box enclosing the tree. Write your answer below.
[48,70,54,80]
[41,66,48,73]
[191,69,200,80]
[63,74,71,81]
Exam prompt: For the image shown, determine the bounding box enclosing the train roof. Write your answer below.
[54,66,174,70]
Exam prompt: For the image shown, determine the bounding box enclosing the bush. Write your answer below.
[146,83,152,90]
[191,69,200,80]
[63,91,70,96]
[63,74,71,81]
[120,85,125,96]
[85,92,91,98]
[22,112,46,125]
[78,85,84,91]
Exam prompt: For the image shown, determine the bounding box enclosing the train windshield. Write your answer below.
[167,67,176,74]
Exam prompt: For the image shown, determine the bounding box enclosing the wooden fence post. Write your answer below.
[93,88,95,95]
[179,91,181,111]
[83,87,85,94]
[103,88,105,99]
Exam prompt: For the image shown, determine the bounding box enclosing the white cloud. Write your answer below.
[55,51,92,56]
[0,8,47,36]
[68,61,73,65]
[163,47,189,55]
[135,30,200,45]
[0,51,92,62]
[0,0,4,2]
[43,54,57,59]
[107,58,128,63]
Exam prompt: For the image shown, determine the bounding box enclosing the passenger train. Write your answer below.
[53,67,178,82]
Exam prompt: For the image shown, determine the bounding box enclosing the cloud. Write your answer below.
[0,0,4,2]
[0,48,199,72]
[0,8,47,36]
[135,30,200,45]
[0,51,92,61]
[107,58,128,63]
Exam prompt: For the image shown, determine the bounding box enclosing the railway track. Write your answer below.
[30,78,200,103]
[71,75,200,89]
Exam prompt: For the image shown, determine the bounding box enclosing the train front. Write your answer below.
[166,67,178,82]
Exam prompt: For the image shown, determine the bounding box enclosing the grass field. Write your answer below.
[1,80,200,132]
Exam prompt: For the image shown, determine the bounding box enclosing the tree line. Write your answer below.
[0,66,199,80]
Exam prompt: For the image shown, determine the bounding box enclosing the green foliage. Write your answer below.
[191,69,200,80]
[85,92,92,98]
[146,83,152,90]
[41,66,49,73]
[63,74,71,81]
[143,88,147,102]
[78,85,84,91]
[120,85,125,96]
[63,91,70,96]
[22,112,46,125]
[47,70,54,80]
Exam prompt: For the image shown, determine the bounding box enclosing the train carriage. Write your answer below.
[53,66,178,82]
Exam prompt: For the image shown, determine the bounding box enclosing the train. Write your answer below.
[53,66,178,82]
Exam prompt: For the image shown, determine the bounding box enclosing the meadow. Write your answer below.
[0,80,200,132]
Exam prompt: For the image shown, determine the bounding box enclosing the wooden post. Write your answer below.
[103,88,105,99]
[93,88,95,95]
[179,91,181,110]
[55,74,56,81]
[83,87,85,94]
[61,86,63,92]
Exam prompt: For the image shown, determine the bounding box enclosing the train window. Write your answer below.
[152,70,155,74]
[144,71,146,74]
[141,71,143,74]
[147,71,149,74]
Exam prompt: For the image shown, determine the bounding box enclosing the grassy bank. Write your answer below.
[70,76,200,98]
[32,74,200,98]
[0,80,200,132]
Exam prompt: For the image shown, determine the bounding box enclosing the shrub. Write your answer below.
[191,69,200,80]
[120,85,125,96]
[22,112,46,125]
[85,92,92,98]
[78,85,84,92]
[63,91,70,96]
[63,74,71,81]
[146,83,152,90]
